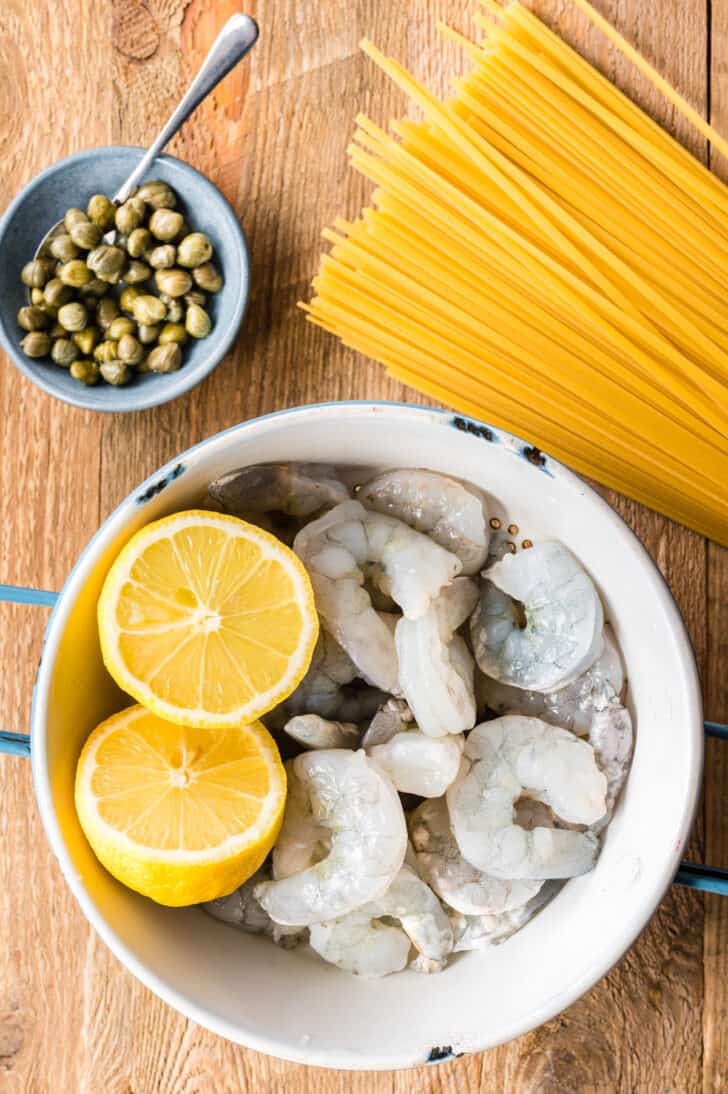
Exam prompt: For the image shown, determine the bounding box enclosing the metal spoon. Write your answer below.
[35,13,258,258]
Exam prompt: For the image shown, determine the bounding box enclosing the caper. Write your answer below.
[58,302,88,332]
[124,260,151,284]
[136,180,177,210]
[30,288,45,305]
[48,234,80,263]
[107,317,135,340]
[132,294,167,325]
[51,338,80,368]
[183,290,206,308]
[120,285,142,313]
[43,278,74,307]
[50,321,66,339]
[20,331,51,357]
[117,333,144,364]
[86,244,126,283]
[185,303,212,339]
[165,299,184,323]
[94,340,119,363]
[57,260,92,288]
[158,322,187,345]
[87,194,116,230]
[147,244,176,269]
[96,297,120,330]
[38,303,58,320]
[177,232,213,269]
[64,208,88,232]
[17,305,51,332]
[137,323,160,344]
[73,327,100,355]
[78,277,108,298]
[193,262,223,293]
[147,343,181,373]
[126,227,152,258]
[21,258,54,288]
[69,220,103,250]
[99,360,131,386]
[70,359,99,385]
[149,208,184,242]
[155,267,192,298]
[115,197,147,235]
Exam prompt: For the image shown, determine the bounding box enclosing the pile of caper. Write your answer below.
[17,180,223,387]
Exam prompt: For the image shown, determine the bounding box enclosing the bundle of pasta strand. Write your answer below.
[300,0,728,545]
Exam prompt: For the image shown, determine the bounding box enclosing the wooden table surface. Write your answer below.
[0,0,727,1090]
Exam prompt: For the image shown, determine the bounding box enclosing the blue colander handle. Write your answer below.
[0,583,59,758]
[0,582,725,895]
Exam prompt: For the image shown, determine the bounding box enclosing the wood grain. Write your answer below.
[0,0,725,1090]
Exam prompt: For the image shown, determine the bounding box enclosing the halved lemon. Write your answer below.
[75,704,287,906]
[98,510,318,728]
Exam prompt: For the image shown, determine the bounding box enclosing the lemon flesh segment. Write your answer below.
[98,510,319,728]
[75,705,287,906]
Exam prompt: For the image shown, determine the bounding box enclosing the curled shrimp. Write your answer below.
[208,462,349,518]
[408,797,542,915]
[588,703,633,832]
[470,542,604,692]
[478,625,625,734]
[255,749,407,925]
[267,631,359,728]
[358,468,489,574]
[283,714,361,751]
[396,578,478,737]
[293,500,461,692]
[449,882,560,952]
[366,729,463,797]
[308,864,453,977]
[203,867,306,949]
[447,716,606,879]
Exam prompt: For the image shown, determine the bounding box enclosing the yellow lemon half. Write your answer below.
[75,705,287,906]
[98,509,318,728]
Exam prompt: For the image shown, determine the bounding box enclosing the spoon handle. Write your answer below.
[113,13,259,204]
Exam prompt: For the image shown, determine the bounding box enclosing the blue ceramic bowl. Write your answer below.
[0,146,249,412]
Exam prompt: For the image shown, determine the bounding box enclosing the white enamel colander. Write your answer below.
[1,402,719,1070]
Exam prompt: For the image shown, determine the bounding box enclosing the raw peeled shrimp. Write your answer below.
[268,631,359,726]
[284,714,361,750]
[203,867,306,948]
[408,797,542,915]
[293,500,461,692]
[478,625,625,734]
[361,697,413,749]
[588,703,633,831]
[447,716,606,879]
[272,760,330,881]
[449,882,561,952]
[366,730,464,797]
[255,749,407,925]
[470,542,604,692]
[308,865,453,977]
[396,578,478,737]
[208,462,349,518]
[358,468,489,574]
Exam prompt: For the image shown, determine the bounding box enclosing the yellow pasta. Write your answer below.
[302,0,728,545]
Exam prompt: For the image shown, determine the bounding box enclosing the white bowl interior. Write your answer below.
[32,404,702,1069]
